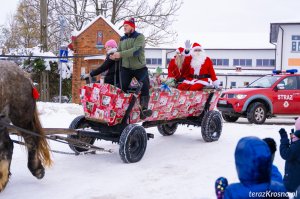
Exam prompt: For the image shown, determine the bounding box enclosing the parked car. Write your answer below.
[217,69,300,124]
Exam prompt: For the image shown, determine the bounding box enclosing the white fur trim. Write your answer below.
[194,80,210,86]
[192,46,202,50]
[107,48,117,55]
[182,79,209,85]
[213,80,220,86]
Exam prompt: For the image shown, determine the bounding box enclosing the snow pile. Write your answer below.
[4,45,73,79]
[26,46,57,70]
[58,62,73,79]
[2,102,296,199]
[37,102,83,128]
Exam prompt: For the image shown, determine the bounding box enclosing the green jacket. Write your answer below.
[118,31,146,70]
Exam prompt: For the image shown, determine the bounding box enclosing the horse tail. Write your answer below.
[32,103,52,167]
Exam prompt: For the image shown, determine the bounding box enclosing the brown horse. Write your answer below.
[0,61,52,191]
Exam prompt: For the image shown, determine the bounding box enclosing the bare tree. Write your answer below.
[90,0,183,46]
[52,0,183,46]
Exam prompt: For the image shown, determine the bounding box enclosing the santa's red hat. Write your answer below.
[192,42,203,50]
[176,47,184,54]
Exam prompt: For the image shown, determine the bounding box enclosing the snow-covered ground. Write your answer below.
[1,102,296,199]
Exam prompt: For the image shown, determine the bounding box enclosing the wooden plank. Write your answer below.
[8,127,76,135]
[43,128,77,135]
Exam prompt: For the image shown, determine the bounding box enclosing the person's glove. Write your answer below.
[185,40,192,50]
[213,80,220,89]
[81,73,91,80]
[279,128,288,139]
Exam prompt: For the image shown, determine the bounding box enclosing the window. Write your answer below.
[292,42,297,51]
[233,59,239,66]
[151,58,157,65]
[230,82,236,88]
[292,35,300,52]
[212,58,229,66]
[256,59,275,67]
[167,58,171,64]
[240,59,245,66]
[146,58,151,65]
[223,59,229,66]
[216,59,222,65]
[278,76,298,90]
[211,59,216,65]
[246,59,252,66]
[146,58,162,65]
[257,59,262,66]
[157,58,162,65]
[233,59,252,67]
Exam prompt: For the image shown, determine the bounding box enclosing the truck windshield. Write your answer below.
[247,76,281,88]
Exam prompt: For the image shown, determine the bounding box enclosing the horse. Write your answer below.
[0,60,52,192]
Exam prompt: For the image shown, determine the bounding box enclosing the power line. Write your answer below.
[0,54,103,59]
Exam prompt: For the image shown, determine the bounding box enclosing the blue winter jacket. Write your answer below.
[272,164,283,184]
[280,138,300,192]
[224,137,288,199]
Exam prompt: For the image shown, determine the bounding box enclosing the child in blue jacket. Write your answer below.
[279,117,300,192]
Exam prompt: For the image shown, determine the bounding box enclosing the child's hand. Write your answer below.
[279,128,288,139]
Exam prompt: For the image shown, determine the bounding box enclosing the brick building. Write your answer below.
[70,16,121,103]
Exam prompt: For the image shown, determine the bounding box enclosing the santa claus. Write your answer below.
[177,42,220,90]
[167,47,190,83]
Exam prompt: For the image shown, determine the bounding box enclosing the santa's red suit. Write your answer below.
[167,47,190,81]
[177,43,219,91]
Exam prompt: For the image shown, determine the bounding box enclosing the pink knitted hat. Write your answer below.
[105,39,118,48]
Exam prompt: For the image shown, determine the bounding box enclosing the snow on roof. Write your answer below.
[73,15,122,37]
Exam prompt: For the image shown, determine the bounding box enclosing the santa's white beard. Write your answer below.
[191,51,207,75]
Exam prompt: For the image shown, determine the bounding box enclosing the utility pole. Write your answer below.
[40,0,49,101]
[40,0,48,51]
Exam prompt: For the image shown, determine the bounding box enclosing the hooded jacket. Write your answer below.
[225,137,288,199]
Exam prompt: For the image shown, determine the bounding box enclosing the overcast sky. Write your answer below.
[1,0,300,48]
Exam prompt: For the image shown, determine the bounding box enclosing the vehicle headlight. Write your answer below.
[235,94,247,99]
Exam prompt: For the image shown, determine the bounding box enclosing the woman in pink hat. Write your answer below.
[83,39,120,86]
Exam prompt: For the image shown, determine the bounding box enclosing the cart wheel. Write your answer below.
[201,110,222,142]
[119,124,147,163]
[157,123,178,136]
[68,115,96,153]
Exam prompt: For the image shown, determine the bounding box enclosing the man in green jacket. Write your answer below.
[110,18,152,119]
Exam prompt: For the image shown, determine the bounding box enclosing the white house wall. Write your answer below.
[146,48,275,70]
[281,25,300,71]
[276,28,284,70]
